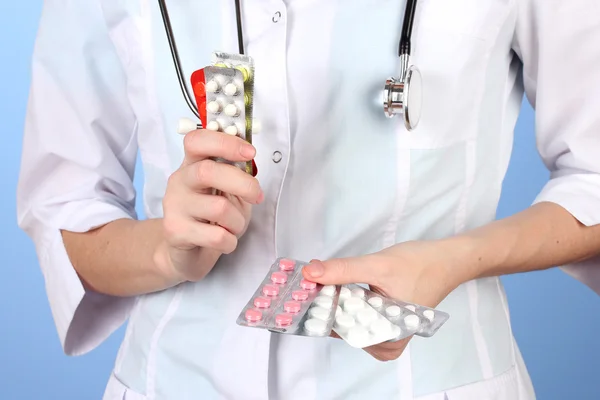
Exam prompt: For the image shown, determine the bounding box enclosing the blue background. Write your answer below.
[1,2,599,400]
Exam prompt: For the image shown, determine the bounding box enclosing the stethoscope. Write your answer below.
[159,0,422,132]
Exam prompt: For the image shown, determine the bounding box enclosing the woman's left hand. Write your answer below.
[302,240,471,361]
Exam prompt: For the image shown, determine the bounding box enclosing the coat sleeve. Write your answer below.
[17,1,139,355]
[513,0,600,294]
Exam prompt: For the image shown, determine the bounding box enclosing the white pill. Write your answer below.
[343,297,365,315]
[404,314,421,329]
[370,319,392,336]
[406,305,416,312]
[207,101,221,113]
[314,296,333,310]
[339,287,351,300]
[206,80,219,93]
[224,104,239,117]
[336,305,343,315]
[206,121,220,131]
[348,325,370,344]
[385,305,402,318]
[368,296,383,308]
[321,285,336,297]
[335,314,356,331]
[356,308,377,326]
[309,306,330,321]
[351,287,365,298]
[304,318,328,335]
[423,310,435,321]
[224,125,238,135]
[224,83,238,96]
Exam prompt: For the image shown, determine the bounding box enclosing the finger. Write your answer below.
[183,193,246,236]
[182,129,256,167]
[183,159,263,204]
[301,256,379,286]
[163,216,238,254]
[329,331,341,339]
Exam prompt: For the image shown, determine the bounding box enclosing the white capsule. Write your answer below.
[224,104,239,117]
[370,319,392,336]
[423,309,435,321]
[351,287,365,298]
[314,296,333,310]
[304,318,328,335]
[404,314,421,330]
[343,297,365,315]
[207,101,221,113]
[321,285,336,297]
[309,306,330,321]
[224,83,238,96]
[339,287,351,300]
[385,305,402,318]
[206,121,220,131]
[224,125,238,136]
[406,305,416,312]
[206,80,219,93]
[368,296,383,308]
[356,308,377,327]
[335,314,356,331]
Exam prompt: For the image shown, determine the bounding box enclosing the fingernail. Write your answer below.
[305,262,324,278]
[241,144,255,159]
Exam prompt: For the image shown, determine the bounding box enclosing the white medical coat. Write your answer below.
[17,0,600,399]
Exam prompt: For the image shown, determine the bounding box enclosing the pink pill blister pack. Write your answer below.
[236,258,341,337]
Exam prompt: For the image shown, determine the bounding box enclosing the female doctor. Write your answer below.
[17,1,600,399]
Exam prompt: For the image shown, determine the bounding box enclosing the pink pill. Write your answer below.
[271,271,288,284]
[292,290,309,301]
[300,279,317,290]
[279,258,296,271]
[262,284,280,297]
[275,313,294,327]
[284,301,302,314]
[254,297,271,309]
[245,309,262,322]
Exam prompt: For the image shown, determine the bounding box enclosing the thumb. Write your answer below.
[302,257,371,286]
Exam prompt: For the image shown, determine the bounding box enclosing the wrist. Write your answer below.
[152,241,188,287]
[434,234,482,286]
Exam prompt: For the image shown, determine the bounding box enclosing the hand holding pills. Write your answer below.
[155,129,263,283]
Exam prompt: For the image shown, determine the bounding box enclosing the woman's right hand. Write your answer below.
[154,129,263,283]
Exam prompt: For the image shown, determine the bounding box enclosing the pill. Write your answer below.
[370,319,392,336]
[275,313,293,327]
[262,284,279,297]
[235,65,251,82]
[214,62,227,68]
[343,297,365,315]
[406,305,416,312]
[284,301,301,314]
[291,290,309,301]
[309,306,330,321]
[314,296,333,310]
[356,308,377,326]
[224,125,238,136]
[337,305,343,315]
[321,285,336,297]
[271,271,287,285]
[339,287,351,300]
[206,120,220,131]
[423,310,435,321]
[244,92,251,106]
[404,314,421,329]
[224,83,238,96]
[253,297,271,309]
[224,104,239,117]
[279,259,295,271]
[368,297,383,308]
[385,305,402,318]
[245,309,262,322]
[205,80,219,93]
[352,287,365,298]
[335,314,356,330]
[207,101,221,113]
[304,318,328,335]
[300,279,317,290]
[348,325,370,344]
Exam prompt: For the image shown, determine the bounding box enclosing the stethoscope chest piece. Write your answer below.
[383,64,422,131]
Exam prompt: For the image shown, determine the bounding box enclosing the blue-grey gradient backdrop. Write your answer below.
[1,2,599,400]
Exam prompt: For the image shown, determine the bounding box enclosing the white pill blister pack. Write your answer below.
[236,258,341,337]
[391,299,449,338]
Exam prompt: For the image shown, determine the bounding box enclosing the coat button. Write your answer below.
[272,11,282,23]
[272,151,282,163]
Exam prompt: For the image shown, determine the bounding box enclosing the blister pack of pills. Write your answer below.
[391,299,449,338]
[236,258,341,337]
[190,52,257,176]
